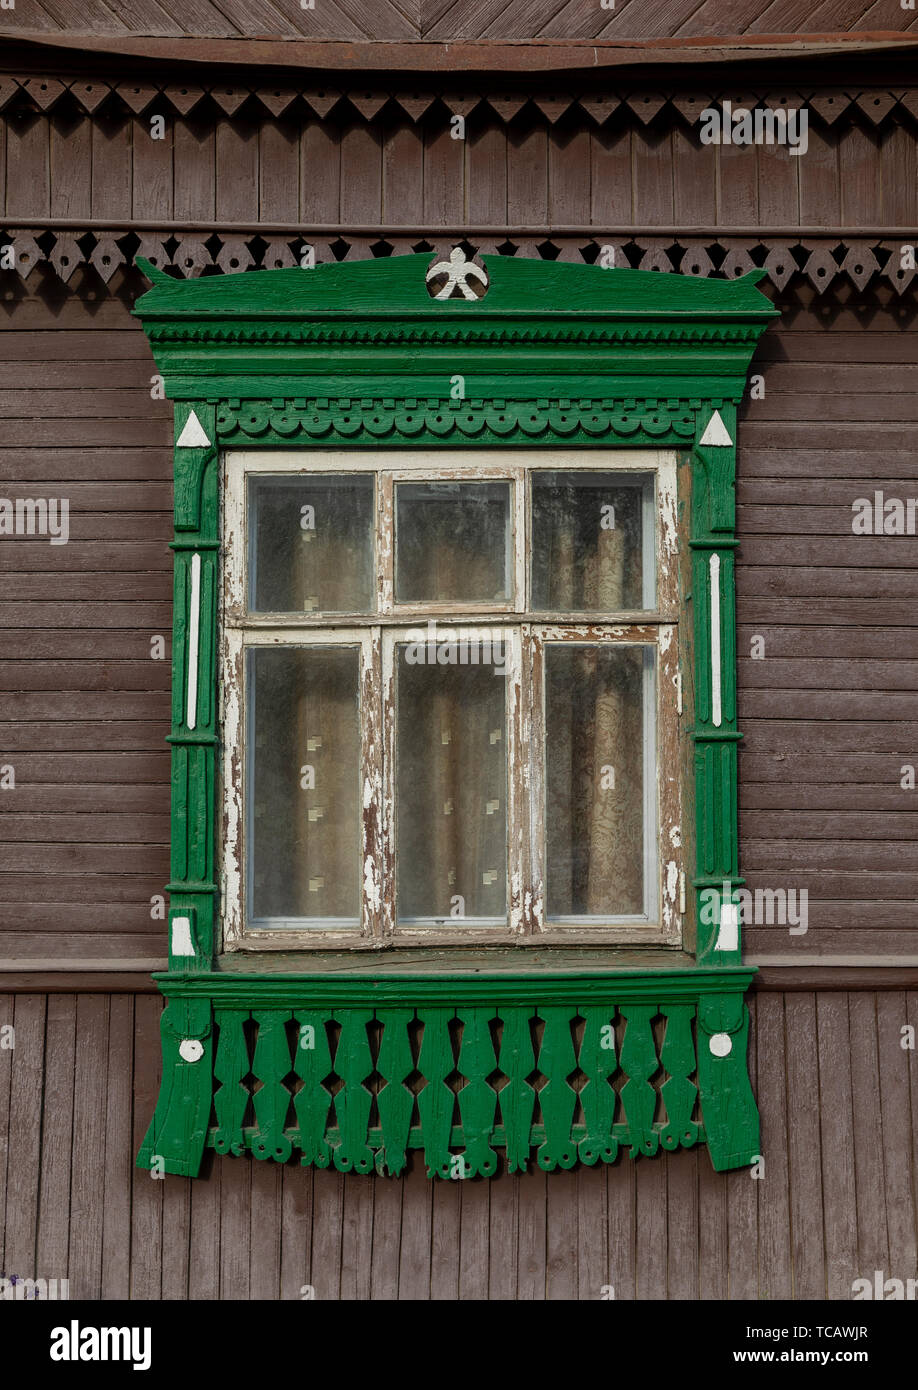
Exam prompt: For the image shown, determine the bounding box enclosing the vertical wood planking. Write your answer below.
[101,994,134,1299]
[798,124,840,226]
[339,122,382,227]
[130,993,163,1298]
[188,1157,221,1300]
[697,1162,727,1299]
[300,120,341,224]
[383,121,424,224]
[507,122,549,226]
[36,994,76,1285]
[784,992,825,1298]
[5,110,50,218]
[516,1164,547,1298]
[50,111,92,219]
[0,995,12,1273]
[576,1165,608,1301]
[665,1149,699,1299]
[726,993,759,1297]
[849,993,890,1284]
[218,1144,252,1299]
[606,1151,636,1299]
[132,109,174,222]
[279,1165,312,1302]
[339,1168,375,1299]
[423,121,465,226]
[173,119,216,222]
[310,1167,345,1300]
[673,127,716,226]
[215,117,259,223]
[160,1176,191,1300]
[68,995,110,1298]
[258,118,300,223]
[631,127,674,225]
[398,1161,433,1298]
[429,1179,461,1300]
[717,142,758,225]
[548,123,591,227]
[590,124,632,225]
[369,1166,402,1299]
[756,142,799,226]
[466,122,507,224]
[879,124,917,225]
[545,1167,578,1298]
[487,1165,518,1298]
[4,996,45,1279]
[876,992,918,1281]
[634,1147,666,1297]
[458,1174,491,1297]
[91,109,132,220]
[840,125,882,227]
[755,992,792,1299]
[249,1161,283,1299]
[815,993,857,1300]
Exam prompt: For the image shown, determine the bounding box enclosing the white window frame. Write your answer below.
[221,448,683,951]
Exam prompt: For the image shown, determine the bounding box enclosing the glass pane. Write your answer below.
[248,646,361,926]
[531,472,651,611]
[395,481,511,603]
[544,644,652,919]
[396,645,507,923]
[248,474,374,613]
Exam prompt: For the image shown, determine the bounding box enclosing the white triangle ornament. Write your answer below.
[176,410,211,449]
[699,410,733,448]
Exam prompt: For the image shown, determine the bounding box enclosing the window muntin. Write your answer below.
[223,450,681,949]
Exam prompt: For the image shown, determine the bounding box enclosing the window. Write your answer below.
[222,449,683,949]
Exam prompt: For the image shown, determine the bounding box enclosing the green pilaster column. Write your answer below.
[137,402,218,1176]
[691,402,743,969]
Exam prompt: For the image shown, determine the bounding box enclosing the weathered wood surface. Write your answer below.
[3,0,917,42]
[4,104,918,232]
[1,989,916,1298]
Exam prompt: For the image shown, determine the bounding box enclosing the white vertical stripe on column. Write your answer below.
[187,552,201,731]
[710,552,722,729]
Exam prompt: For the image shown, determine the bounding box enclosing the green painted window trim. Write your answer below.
[132,252,777,1179]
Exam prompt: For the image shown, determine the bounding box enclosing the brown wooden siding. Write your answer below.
[5,0,918,41]
[3,104,918,230]
[0,988,914,1298]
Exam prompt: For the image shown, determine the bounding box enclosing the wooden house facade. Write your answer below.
[1,4,918,1301]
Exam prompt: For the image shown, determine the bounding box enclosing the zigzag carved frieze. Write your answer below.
[3,73,918,130]
[1,227,915,296]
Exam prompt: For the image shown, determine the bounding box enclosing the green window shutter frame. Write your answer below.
[133,253,778,1179]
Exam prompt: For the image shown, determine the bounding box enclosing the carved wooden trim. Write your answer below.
[2,226,916,295]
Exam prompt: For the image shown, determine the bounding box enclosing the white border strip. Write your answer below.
[710,552,722,729]
[187,552,201,730]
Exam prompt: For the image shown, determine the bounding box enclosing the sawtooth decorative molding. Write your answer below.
[2,227,915,296]
[3,72,918,128]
